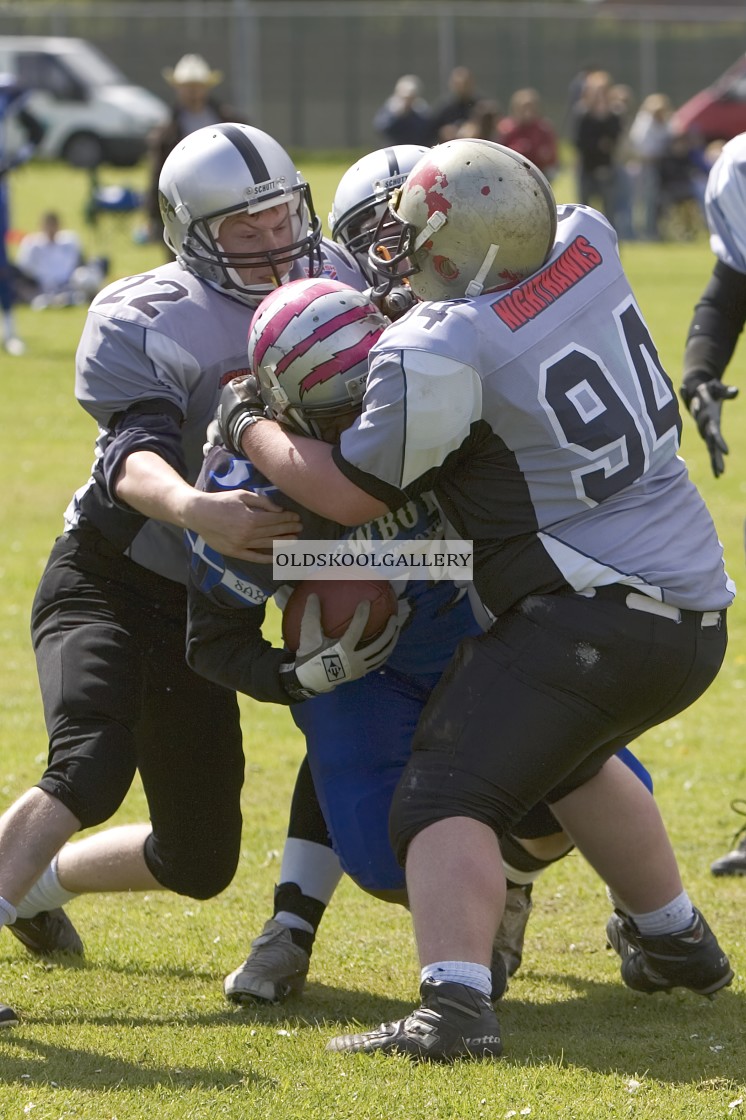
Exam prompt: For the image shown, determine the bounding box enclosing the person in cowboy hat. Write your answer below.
[144,54,245,250]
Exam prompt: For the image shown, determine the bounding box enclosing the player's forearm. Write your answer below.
[186,587,294,705]
[113,449,199,528]
[682,261,746,395]
[241,420,386,525]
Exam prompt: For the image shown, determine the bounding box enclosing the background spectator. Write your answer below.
[457,98,502,141]
[431,66,479,142]
[627,92,674,240]
[144,54,241,250]
[571,70,623,228]
[373,75,434,147]
[15,211,108,309]
[609,83,637,240]
[498,88,558,180]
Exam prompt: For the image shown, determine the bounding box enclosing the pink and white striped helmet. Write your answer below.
[247,278,387,437]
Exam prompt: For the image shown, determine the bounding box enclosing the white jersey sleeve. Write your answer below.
[341,341,482,491]
[705,133,746,274]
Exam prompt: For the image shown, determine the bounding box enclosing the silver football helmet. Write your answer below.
[329,145,430,276]
[158,122,322,305]
[368,139,557,301]
[248,278,387,438]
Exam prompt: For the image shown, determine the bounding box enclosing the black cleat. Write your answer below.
[0,1003,18,1027]
[606,907,733,997]
[326,979,503,1061]
[711,800,746,876]
[8,909,84,957]
[490,950,508,1003]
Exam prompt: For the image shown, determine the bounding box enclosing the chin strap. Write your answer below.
[413,209,447,251]
[465,243,500,298]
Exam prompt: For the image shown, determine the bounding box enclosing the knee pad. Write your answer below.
[144,821,241,900]
[389,753,522,866]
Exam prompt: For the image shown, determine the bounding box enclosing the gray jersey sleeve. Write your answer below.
[76,308,200,426]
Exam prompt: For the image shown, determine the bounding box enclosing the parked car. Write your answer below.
[672,55,746,143]
[0,35,169,167]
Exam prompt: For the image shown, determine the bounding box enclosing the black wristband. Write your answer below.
[279,663,316,703]
[227,409,267,456]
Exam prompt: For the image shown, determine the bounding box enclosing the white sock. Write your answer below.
[627,890,695,937]
[421,961,492,997]
[502,859,543,886]
[15,856,78,919]
[0,896,17,928]
[278,839,343,906]
[274,910,314,934]
[3,310,16,340]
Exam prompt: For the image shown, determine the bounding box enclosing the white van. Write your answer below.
[0,36,169,167]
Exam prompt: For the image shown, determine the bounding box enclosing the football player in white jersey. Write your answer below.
[0,123,374,1027]
[680,131,746,876]
[215,270,657,1012]
[222,140,734,1060]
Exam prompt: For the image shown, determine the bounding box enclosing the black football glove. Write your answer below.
[683,380,739,478]
[216,374,266,456]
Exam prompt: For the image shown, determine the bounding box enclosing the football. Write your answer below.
[281,578,399,653]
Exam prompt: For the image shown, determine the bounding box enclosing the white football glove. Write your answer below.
[280,594,406,699]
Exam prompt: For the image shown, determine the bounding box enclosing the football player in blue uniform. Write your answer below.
[0,73,44,355]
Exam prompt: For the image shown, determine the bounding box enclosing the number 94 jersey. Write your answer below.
[337,204,734,616]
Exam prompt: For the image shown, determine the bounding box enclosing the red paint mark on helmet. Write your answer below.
[433,256,459,280]
[407,161,451,218]
[481,186,491,196]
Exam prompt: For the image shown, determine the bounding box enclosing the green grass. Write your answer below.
[1,159,745,1118]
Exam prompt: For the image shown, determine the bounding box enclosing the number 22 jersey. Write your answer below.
[64,240,365,584]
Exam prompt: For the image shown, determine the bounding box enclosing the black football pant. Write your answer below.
[31,527,244,899]
[391,587,727,861]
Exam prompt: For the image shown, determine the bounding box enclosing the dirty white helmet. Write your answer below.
[368,139,557,301]
[248,278,387,437]
[158,123,321,306]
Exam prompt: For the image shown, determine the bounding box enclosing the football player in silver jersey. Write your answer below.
[0,123,377,1027]
[222,139,734,1060]
[679,132,746,876]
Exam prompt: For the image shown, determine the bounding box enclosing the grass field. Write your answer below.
[1,156,745,1118]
